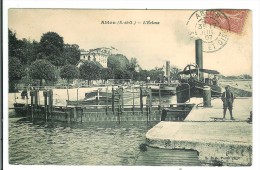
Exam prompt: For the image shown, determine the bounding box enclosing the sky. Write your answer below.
[8,9,252,76]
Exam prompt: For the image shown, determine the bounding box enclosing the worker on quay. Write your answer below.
[221,85,235,120]
[21,87,28,99]
[212,75,218,85]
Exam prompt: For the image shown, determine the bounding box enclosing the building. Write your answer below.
[77,47,115,68]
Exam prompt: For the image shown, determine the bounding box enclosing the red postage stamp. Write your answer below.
[205,10,248,34]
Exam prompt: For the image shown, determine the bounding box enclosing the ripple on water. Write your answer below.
[9,118,158,165]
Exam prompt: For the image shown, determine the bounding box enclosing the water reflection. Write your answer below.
[9,117,158,165]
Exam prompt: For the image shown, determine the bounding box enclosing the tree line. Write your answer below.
[9,29,179,92]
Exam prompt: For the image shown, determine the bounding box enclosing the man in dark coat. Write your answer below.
[21,87,28,99]
[221,85,235,120]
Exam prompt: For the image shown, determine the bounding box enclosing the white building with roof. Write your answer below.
[77,47,115,68]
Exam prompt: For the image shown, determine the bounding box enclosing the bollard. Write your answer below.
[203,86,211,107]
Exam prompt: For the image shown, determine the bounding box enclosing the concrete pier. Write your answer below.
[145,97,252,166]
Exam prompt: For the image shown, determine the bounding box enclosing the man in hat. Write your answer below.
[221,85,235,120]
[212,75,218,85]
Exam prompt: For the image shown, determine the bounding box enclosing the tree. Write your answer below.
[128,57,139,72]
[60,64,80,84]
[139,69,149,82]
[170,66,181,80]
[29,59,56,86]
[8,29,25,62]
[108,54,129,70]
[114,69,132,79]
[37,32,65,67]
[127,57,140,80]
[100,68,113,82]
[9,57,23,92]
[148,68,164,82]
[79,61,102,85]
[63,44,81,65]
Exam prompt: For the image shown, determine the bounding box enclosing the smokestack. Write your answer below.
[166,61,171,81]
[195,39,203,69]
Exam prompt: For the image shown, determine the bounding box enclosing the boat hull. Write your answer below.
[150,84,177,95]
[66,92,147,106]
[176,80,222,103]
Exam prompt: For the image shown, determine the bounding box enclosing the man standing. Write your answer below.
[212,75,218,85]
[221,85,235,120]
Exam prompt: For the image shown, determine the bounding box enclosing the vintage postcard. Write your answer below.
[4,6,257,169]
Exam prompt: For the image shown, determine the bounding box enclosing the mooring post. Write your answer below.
[26,87,29,114]
[117,104,120,124]
[132,86,135,114]
[106,85,108,115]
[34,89,38,109]
[73,107,77,122]
[30,90,35,121]
[121,87,124,113]
[146,104,149,123]
[158,84,161,111]
[77,87,79,105]
[112,85,115,115]
[203,86,211,107]
[140,87,143,114]
[149,87,152,112]
[80,107,83,124]
[43,90,48,122]
[96,96,98,108]
[67,107,71,123]
[49,89,53,119]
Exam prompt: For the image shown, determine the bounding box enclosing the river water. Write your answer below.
[9,117,158,165]
[9,87,178,165]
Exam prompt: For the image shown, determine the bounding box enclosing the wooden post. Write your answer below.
[34,89,38,109]
[132,86,135,114]
[67,107,70,123]
[77,87,79,105]
[49,89,53,119]
[158,84,161,111]
[30,90,35,121]
[121,87,124,113]
[105,86,108,115]
[26,89,29,115]
[43,90,48,122]
[140,87,143,114]
[14,85,17,103]
[149,87,152,112]
[146,104,149,123]
[73,107,77,122]
[117,104,120,124]
[80,108,83,124]
[112,85,115,115]
[96,97,98,108]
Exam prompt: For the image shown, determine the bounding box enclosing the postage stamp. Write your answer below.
[187,10,229,53]
[205,9,248,34]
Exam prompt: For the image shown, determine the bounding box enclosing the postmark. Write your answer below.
[187,10,230,53]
